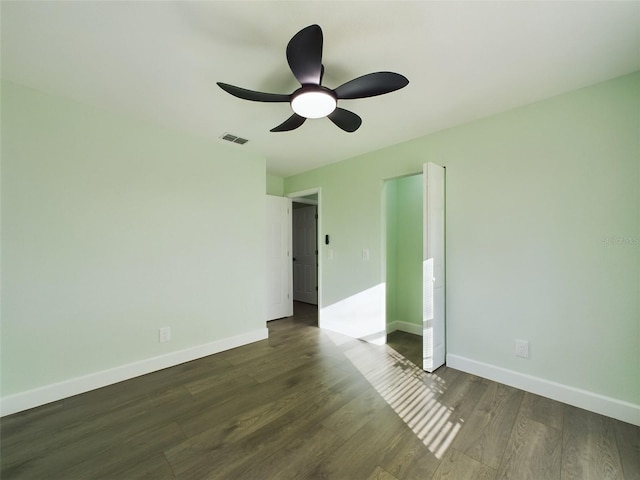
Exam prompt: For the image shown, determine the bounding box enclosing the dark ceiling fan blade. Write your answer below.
[270,113,306,132]
[334,72,409,100]
[217,82,290,102]
[286,24,323,85]
[327,108,362,133]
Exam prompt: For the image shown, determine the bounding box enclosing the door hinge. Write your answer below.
[315,214,318,219]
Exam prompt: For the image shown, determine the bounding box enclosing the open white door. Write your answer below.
[423,163,445,372]
[266,195,292,321]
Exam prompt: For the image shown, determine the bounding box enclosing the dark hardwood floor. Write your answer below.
[2,302,638,479]
[386,330,423,368]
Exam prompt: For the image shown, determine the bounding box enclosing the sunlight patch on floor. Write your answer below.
[343,345,462,459]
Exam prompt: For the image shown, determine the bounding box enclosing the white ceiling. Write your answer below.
[2,1,639,177]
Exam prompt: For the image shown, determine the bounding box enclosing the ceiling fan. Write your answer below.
[217,24,409,133]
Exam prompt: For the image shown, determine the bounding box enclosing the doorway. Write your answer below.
[385,174,424,367]
[287,188,321,323]
[292,200,317,304]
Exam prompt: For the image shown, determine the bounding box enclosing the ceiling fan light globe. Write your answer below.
[291,90,337,119]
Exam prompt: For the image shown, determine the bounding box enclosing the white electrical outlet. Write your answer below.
[159,326,171,343]
[515,339,529,358]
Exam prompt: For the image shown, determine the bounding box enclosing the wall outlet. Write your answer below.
[362,249,370,261]
[159,326,171,343]
[515,339,529,358]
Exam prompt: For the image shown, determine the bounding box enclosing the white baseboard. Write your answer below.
[447,354,640,427]
[387,321,423,336]
[0,328,269,417]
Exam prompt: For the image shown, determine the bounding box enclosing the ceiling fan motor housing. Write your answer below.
[291,85,337,118]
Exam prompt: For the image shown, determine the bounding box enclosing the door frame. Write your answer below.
[287,187,323,326]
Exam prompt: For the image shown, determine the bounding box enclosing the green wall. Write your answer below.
[285,72,640,407]
[385,175,423,329]
[266,173,284,196]
[1,81,267,397]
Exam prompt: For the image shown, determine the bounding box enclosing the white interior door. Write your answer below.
[423,163,445,372]
[266,195,292,321]
[292,204,318,304]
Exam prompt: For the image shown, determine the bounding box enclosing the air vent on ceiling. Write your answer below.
[220,133,249,145]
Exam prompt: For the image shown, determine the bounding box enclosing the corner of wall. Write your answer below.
[266,173,285,196]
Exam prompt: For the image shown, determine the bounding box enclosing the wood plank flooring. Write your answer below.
[2,302,638,479]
